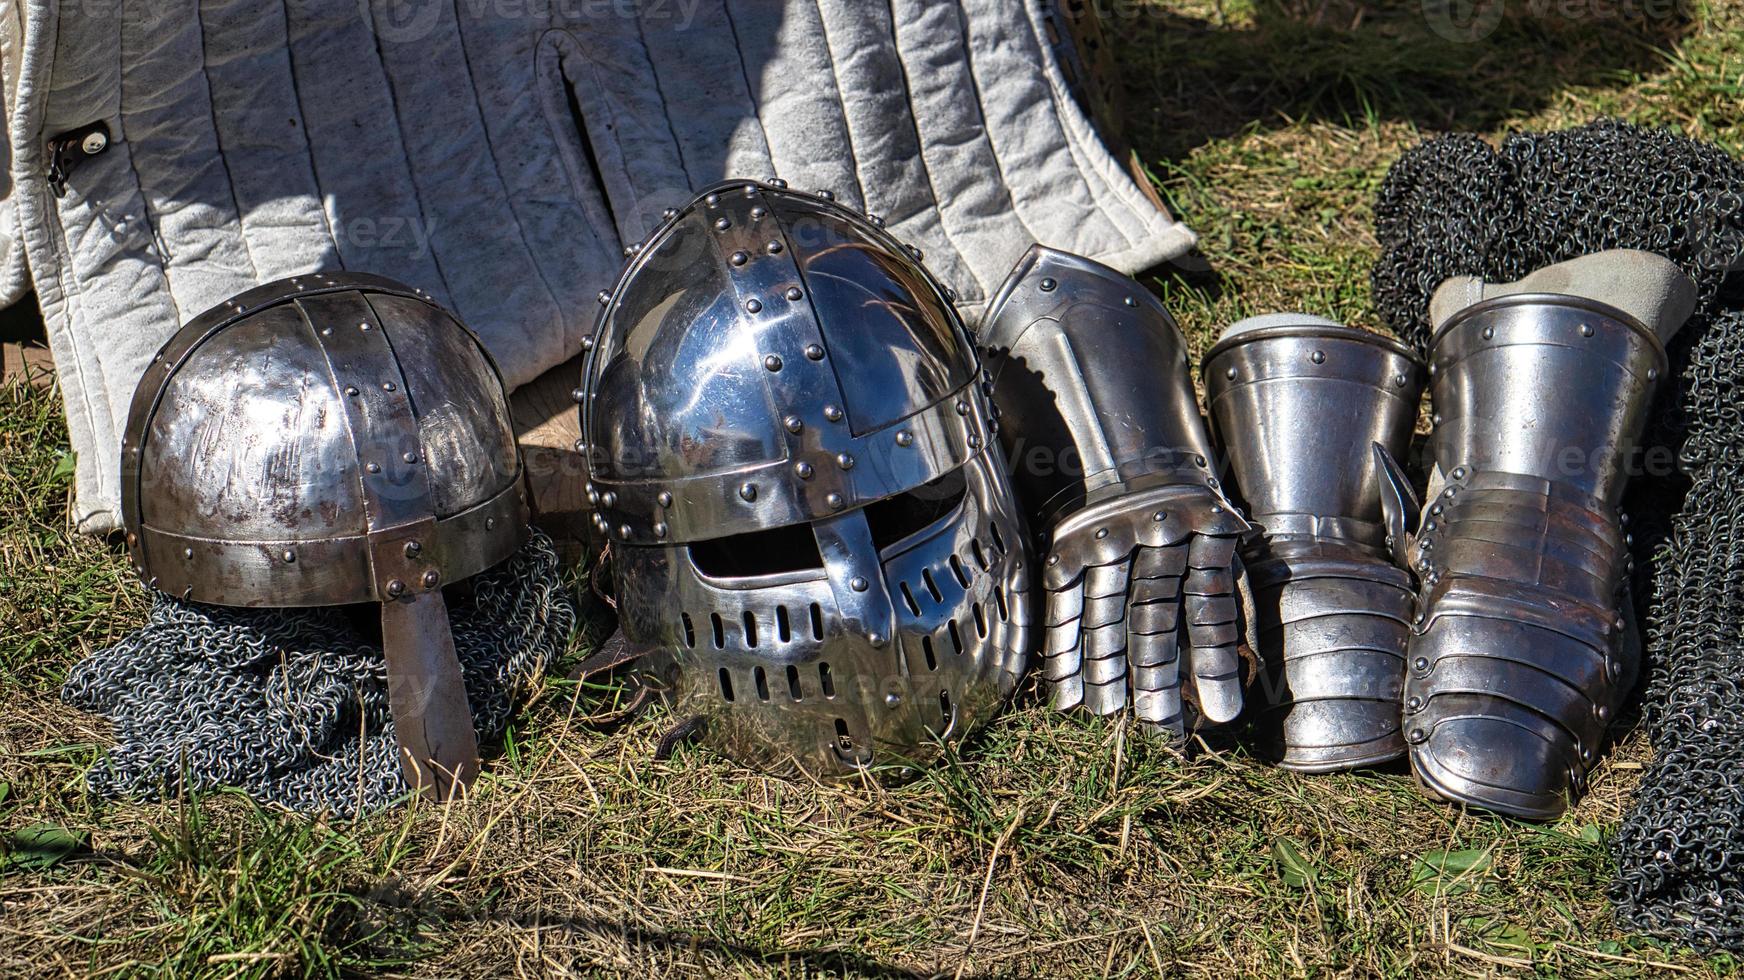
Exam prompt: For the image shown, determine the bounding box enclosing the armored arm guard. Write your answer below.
[1204,315,1426,771]
[1403,250,1696,819]
[979,246,1251,733]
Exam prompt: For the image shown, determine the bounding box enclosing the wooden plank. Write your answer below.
[509,353,593,561]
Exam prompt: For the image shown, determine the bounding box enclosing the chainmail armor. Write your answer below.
[1371,120,1744,950]
[62,528,575,816]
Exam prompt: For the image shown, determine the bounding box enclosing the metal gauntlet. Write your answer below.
[1204,315,1426,771]
[1400,251,1695,819]
[980,246,1251,734]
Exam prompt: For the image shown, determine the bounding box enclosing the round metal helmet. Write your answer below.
[121,272,529,797]
[581,179,1032,777]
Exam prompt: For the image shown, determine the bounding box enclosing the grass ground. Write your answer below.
[3,1,1742,976]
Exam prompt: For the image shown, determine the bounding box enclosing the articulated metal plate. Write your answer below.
[1204,318,1426,771]
[1405,290,1664,819]
[585,181,1029,777]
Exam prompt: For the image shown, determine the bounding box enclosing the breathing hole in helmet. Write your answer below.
[689,522,825,578]
[710,613,726,649]
[898,581,921,616]
[994,586,1009,622]
[809,603,825,640]
[834,718,853,749]
[947,620,964,656]
[950,554,972,588]
[786,664,803,700]
[718,668,736,702]
[937,688,955,734]
[864,469,968,551]
[743,611,759,648]
[989,523,1007,555]
[921,568,945,604]
[776,606,792,643]
[754,666,771,701]
[681,612,697,648]
[921,635,938,671]
[971,540,989,571]
[819,661,836,697]
[972,602,987,638]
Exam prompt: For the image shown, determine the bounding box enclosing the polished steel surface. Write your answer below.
[1204,320,1426,771]
[585,181,1030,777]
[121,273,529,796]
[582,180,980,548]
[1404,291,1664,819]
[979,246,1252,735]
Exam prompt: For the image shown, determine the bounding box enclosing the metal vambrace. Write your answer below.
[1397,251,1695,819]
[1204,315,1426,772]
[978,246,1252,735]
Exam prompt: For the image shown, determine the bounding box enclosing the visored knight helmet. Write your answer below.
[120,273,529,798]
[580,179,1032,777]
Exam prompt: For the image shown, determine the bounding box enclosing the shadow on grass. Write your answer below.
[1116,0,1692,160]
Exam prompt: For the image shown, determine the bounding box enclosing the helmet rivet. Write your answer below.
[817,189,835,200]
[183,547,194,559]
[739,483,758,502]
[1413,657,1429,672]
[1597,705,1610,720]
[653,522,669,539]
[320,326,333,336]
[1153,512,1166,522]
[602,491,618,508]
[1225,366,1238,380]
[1094,528,1108,539]
[367,462,381,473]
[359,321,371,331]
[403,452,418,463]
[730,251,750,266]
[597,290,612,306]
[1580,323,1595,337]
[1430,504,1443,516]
[1443,487,1456,499]
[765,354,784,372]
[795,462,814,479]
[422,570,440,589]
[1310,350,1325,364]
[1452,466,1466,480]
[1047,554,1060,566]
[1393,373,1407,387]
[956,401,970,416]
[766,241,784,254]
[1039,277,1057,292]
[826,492,844,510]
[571,387,587,404]
[618,524,632,540]
[282,550,296,563]
[751,206,768,219]
[622,245,636,258]
[382,382,396,392]
[486,518,497,530]
[837,453,855,470]
[1407,696,1423,711]
[715,217,731,231]
[658,491,674,508]
[784,415,804,433]
[869,214,885,227]
[745,298,763,314]
[885,692,901,706]
[1124,296,1138,307]
[1481,326,1495,340]
[967,434,982,449]
[850,576,869,592]
[805,344,825,361]
[386,580,406,596]
[1648,367,1659,381]
[1407,728,1427,744]
[1208,477,1220,488]
[1211,505,1224,514]
[1195,455,1207,467]
[770,178,789,189]
[581,335,595,352]
[824,405,844,423]
[345,386,359,397]
[895,431,914,447]
[663,207,680,219]
[786,287,804,301]
[1432,413,1442,426]
[404,541,422,557]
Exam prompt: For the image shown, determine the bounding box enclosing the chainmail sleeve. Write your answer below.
[1370,119,1744,950]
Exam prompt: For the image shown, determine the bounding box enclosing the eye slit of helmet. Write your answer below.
[681,613,697,648]
[809,603,826,641]
[921,568,945,604]
[947,620,964,655]
[743,611,759,648]
[972,602,988,638]
[785,665,803,701]
[994,586,1009,622]
[921,635,938,671]
[950,554,972,588]
[819,660,836,697]
[689,523,825,579]
[753,666,771,701]
[898,581,921,616]
[710,613,726,649]
[718,668,735,702]
[864,468,969,552]
[776,606,792,643]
